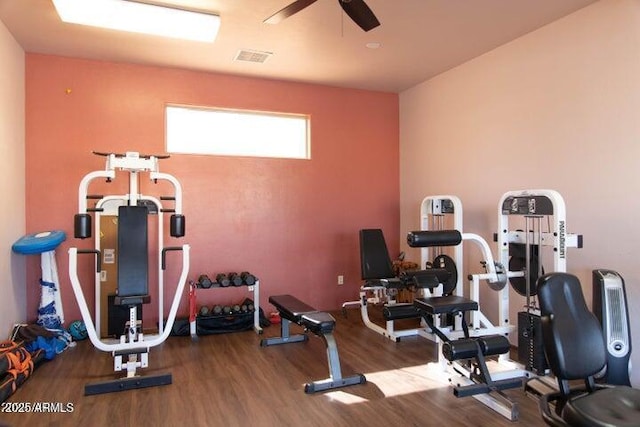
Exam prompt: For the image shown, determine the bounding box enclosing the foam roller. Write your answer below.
[442,338,479,361]
[407,230,462,248]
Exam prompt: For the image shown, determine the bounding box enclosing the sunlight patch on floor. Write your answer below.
[325,391,369,404]
[365,363,450,397]
[325,362,451,404]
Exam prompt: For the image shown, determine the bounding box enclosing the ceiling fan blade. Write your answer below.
[264,0,319,24]
[339,0,380,32]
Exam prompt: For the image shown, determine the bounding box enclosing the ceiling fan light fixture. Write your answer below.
[264,0,379,32]
[51,0,220,42]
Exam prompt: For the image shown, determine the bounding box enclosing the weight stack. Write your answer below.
[518,311,548,374]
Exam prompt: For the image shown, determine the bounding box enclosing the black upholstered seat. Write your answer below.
[537,273,640,427]
[269,294,316,319]
[268,295,335,334]
[414,295,478,315]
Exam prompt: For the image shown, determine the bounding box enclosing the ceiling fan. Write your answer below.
[264,0,380,32]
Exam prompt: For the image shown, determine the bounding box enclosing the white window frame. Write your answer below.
[165,104,310,159]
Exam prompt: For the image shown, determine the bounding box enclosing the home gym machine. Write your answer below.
[342,196,465,342]
[409,195,524,421]
[68,151,190,395]
[496,189,582,374]
[414,195,512,346]
[410,190,582,421]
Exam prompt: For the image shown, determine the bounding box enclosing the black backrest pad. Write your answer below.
[538,273,606,380]
[117,205,149,297]
[360,229,395,280]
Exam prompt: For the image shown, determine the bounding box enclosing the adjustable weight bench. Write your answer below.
[260,295,366,393]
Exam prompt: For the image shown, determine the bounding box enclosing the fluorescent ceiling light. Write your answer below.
[52,0,220,42]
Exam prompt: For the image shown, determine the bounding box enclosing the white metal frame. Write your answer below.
[419,191,581,421]
[417,196,508,344]
[68,152,190,359]
[497,189,580,280]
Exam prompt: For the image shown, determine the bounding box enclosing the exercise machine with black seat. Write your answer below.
[414,196,514,342]
[345,228,454,342]
[260,294,366,393]
[68,151,190,395]
[408,227,525,421]
[408,191,582,421]
[496,189,583,376]
[536,272,640,426]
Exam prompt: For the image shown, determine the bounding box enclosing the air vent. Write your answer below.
[234,49,273,63]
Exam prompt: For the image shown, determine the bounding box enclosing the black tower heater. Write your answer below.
[592,269,632,386]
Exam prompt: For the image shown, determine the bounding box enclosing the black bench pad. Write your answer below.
[269,295,315,318]
[301,312,335,335]
[414,295,478,315]
[269,295,335,334]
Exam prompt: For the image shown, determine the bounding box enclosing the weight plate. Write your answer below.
[433,254,458,295]
[508,256,542,296]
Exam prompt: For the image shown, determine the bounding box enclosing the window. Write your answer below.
[165,105,310,159]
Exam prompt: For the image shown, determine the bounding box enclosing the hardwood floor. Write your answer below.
[0,308,546,427]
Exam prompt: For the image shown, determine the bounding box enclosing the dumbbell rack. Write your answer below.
[188,277,263,338]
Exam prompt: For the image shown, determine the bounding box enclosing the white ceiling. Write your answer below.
[0,0,598,93]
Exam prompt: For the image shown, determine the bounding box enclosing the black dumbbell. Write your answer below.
[222,306,232,315]
[241,271,256,286]
[229,272,243,287]
[212,305,223,315]
[241,304,248,313]
[199,306,210,316]
[198,274,213,288]
[216,273,230,287]
[233,304,241,313]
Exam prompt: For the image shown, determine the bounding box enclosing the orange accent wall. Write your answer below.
[25,54,399,325]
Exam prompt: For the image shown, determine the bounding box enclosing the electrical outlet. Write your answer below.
[338,275,344,285]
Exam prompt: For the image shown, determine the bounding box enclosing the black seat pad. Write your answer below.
[301,312,335,334]
[364,278,404,289]
[414,295,478,315]
[114,295,151,306]
[564,386,640,427]
[269,295,335,334]
[269,295,316,320]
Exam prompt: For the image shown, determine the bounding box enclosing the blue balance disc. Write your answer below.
[12,230,66,255]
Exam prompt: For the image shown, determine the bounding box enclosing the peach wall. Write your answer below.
[400,0,640,386]
[0,19,25,336]
[25,54,399,326]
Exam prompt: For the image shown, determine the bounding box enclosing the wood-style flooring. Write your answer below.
[0,307,546,427]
